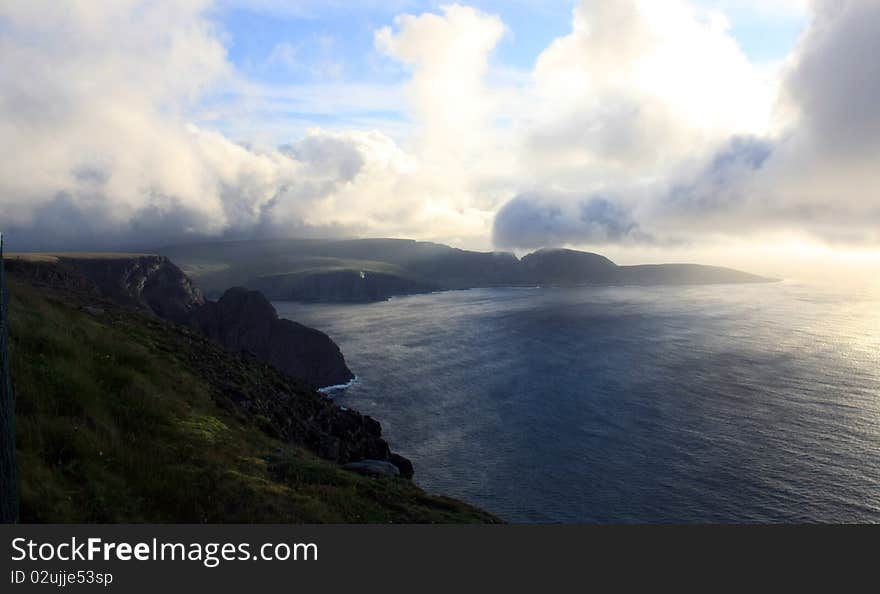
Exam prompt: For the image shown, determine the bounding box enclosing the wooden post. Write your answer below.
[0,232,18,523]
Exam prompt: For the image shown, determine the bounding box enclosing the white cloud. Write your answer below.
[640,0,880,247]
[266,35,345,80]
[524,0,777,184]
[0,0,421,248]
[494,0,880,255]
[2,0,877,263]
[266,41,300,69]
[0,0,232,232]
[376,5,507,173]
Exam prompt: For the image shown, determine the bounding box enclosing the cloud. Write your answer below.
[280,134,365,182]
[641,0,880,246]
[493,0,880,251]
[522,0,776,181]
[783,0,880,157]
[493,193,652,249]
[375,5,508,172]
[1,0,878,256]
[0,1,520,250]
[266,41,300,69]
[759,0,880,244]
[266,36,345,80]
[665,136,773,213]
[490,0,779,249]
[0,0,425,250]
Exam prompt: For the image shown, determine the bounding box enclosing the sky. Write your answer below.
[1,0,878,281]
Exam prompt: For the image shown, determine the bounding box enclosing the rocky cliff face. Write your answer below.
[4,255,204,323]
[4,255,354,389]
[180,339,386,466]
[66,255,205,323]
[5,254,414,478]
[189,287,354,389]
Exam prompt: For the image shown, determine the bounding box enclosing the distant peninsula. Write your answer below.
[159,238,774,303]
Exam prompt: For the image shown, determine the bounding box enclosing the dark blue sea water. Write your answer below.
[275,281,880,523]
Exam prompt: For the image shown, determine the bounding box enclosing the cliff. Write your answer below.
[4,278,494,522]
[4,253,204,323]
[189,287,354,389]
[3,253,354,389]
[160,238,775,303]
[3,253,405,464]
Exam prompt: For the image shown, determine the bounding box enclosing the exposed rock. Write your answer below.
[4,256,353,389]
[343,460,401,478]
[5,254,413,478]
[183,347,390,465]
[4,254,204,323]
[389,452,415,479]
[64,255,204,323]
[189,287,354,389]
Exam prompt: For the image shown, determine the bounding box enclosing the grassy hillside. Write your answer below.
[7,279,497,523]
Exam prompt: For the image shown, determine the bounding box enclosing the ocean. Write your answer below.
[275,281,880,523]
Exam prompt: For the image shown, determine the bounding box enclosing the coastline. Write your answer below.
[318,376,360,394]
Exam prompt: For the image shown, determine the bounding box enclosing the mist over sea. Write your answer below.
[276,281,880,523]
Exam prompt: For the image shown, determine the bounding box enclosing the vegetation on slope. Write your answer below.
[7,279,497,523]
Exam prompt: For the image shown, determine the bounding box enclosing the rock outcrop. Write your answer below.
[3,255,354,389]
[180,345,388,466]
[66,255,205,324]
[189,287,354,389]
[5,254,415,479]
[4,254,204,323]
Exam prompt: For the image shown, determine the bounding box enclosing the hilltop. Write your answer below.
[159,238,774,302]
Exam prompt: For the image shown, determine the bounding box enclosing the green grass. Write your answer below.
[7,280,498,523]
